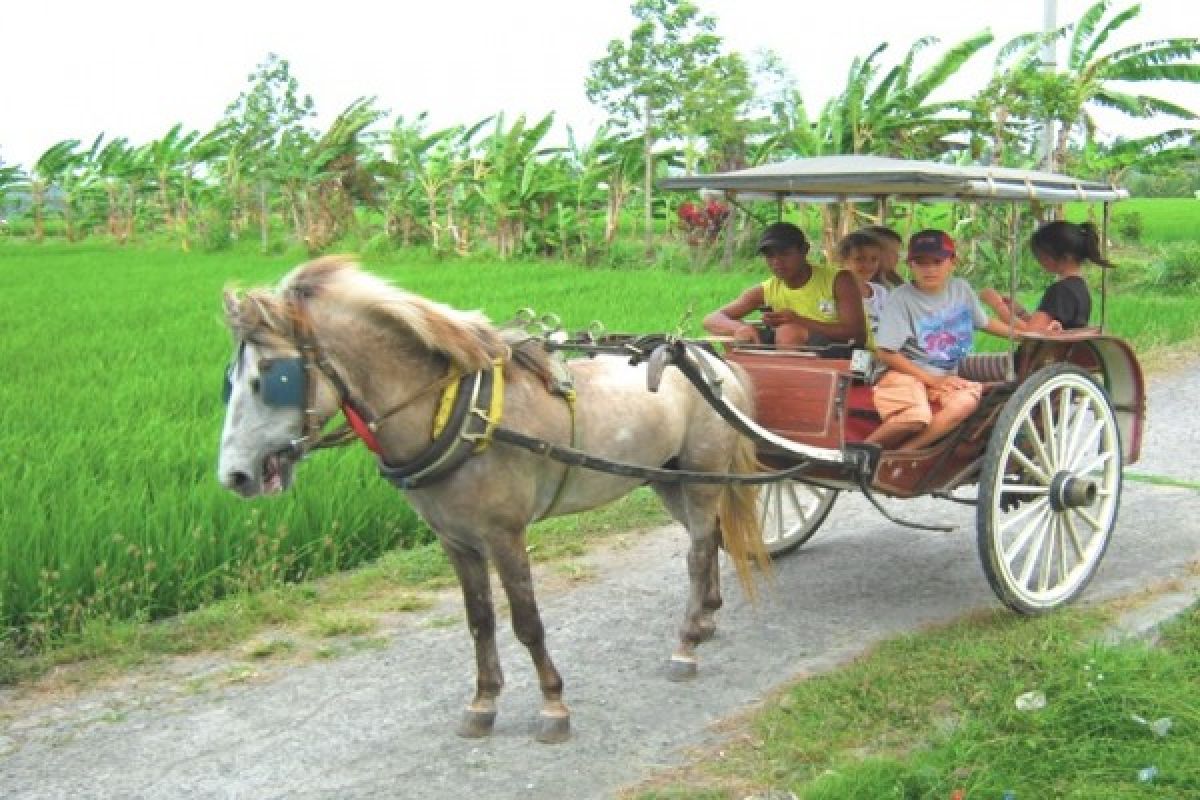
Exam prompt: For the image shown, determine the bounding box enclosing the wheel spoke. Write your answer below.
[1064,510,1087,561]
[1056,387,1073,463]
[1021,416,1054,473]
[1062,398,1093,467]
[783,483,805,522]
[1038,514,1060,592]
[1066,418,1105,472]
[1010,446,1051,485]
[1070,505,1103,533]
[1039,395,1059,466]
[1014,507,1053,587]
[1074,449,1114,478]
[1057,514,1072,581]
[758,485,772,536]
[999,495,1049,536]
[1001,484,1049,495]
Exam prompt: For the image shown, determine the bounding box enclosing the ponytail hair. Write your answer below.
[1030,220,1115,268]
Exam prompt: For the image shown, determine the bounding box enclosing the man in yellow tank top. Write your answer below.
[702,222,866,347]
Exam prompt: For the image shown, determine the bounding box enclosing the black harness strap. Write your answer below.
[377,368,497,490]
[491,425,815,485]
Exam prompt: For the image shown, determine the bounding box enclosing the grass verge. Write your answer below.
[0,488,669,687]
[630,594,1200,799]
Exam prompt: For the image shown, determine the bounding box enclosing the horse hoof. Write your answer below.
[535,712,571,744]
[456,708,497,738]
[666,655,698,682]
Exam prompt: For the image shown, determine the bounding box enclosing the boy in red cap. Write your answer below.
[867,229,1013,450]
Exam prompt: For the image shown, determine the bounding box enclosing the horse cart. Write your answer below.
[658,155,1144,615]
[217,155,1143,741]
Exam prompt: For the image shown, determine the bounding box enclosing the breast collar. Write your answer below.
[284,288,505,490]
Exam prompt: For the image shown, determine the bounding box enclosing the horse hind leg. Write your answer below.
[489,528,570,744]
[441,540,504,738]
[654,483,722,682]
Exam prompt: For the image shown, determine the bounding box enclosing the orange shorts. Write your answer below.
[872,370,982,426]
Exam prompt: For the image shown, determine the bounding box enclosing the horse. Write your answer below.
[216,256,766,743]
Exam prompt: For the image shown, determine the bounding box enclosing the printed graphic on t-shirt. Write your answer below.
[916,305,974,370]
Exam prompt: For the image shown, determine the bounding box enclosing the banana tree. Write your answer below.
[25,140,81,241]
[0,163,22,229]
[380,113,454,247]
[1046,0,1200,173]
[278,96,385,253]
[146,124,200,237]
[470,112,560,258]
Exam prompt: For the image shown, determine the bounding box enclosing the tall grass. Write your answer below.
[1,239,1197,653]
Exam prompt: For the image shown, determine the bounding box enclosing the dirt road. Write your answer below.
[3,360,1198,800]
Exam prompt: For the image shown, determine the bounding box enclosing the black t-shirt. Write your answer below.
[1037,276,1091,329]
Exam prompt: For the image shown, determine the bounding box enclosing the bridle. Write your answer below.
[224,287,504,488]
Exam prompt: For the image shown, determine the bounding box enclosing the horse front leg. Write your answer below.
[441,540,504,738]
[489,529,569,744]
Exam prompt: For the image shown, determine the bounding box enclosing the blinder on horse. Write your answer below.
[222,350,308,410]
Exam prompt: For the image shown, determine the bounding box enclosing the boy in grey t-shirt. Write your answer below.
[867,230,1012,450]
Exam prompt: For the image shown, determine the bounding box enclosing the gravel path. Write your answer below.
[3,359,1198,800]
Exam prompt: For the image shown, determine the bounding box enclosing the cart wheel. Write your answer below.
[758,480,838,556]
[977,364,1122,614]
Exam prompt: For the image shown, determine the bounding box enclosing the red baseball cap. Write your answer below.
[907,229,956,260]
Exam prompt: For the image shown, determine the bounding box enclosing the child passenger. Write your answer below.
[858,225,906,288]
[979,220,1114,332]
[866,230,1014,451]
[836,231,888,344]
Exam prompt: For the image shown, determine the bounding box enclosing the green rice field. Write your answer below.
[1,236,1198,653]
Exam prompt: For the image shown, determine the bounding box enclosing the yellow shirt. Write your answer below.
[760,263,842,323]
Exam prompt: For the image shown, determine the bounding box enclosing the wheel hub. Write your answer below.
[1049,471,1097,511]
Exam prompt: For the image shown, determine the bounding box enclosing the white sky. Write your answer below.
[2,0,1197,171]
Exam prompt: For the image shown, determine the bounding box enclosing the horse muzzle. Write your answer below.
[219,445,299,497]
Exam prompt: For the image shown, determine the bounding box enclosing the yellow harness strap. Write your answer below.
[431,369,462,439]
[431,360,506,453]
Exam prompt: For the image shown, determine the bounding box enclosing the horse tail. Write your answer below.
[717,364,771,601]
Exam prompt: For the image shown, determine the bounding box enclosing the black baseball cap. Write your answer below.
[757,222,808,254]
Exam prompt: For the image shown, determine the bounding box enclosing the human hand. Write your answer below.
[930,374,974,392]
[761,310,797,328]
[1048,319,1063,333]
[732,324,760,344]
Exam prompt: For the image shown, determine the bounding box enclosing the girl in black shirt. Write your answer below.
[980,220,1114,332]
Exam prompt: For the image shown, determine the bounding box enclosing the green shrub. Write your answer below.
[1142,243,1200,292]
[1114,210,1144,242]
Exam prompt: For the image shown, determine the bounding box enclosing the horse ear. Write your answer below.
[222,290,247,328]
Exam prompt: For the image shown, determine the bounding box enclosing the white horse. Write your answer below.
[217,256,765,742]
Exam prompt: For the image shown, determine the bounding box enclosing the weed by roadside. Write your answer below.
[633,600,1200,799]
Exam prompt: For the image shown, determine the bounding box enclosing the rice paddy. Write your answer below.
[1,230,1197,653]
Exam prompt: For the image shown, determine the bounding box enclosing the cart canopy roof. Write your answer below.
[659,155,1127,204]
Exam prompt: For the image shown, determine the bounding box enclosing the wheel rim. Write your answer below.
[986,372,1121,610]
[758,480,836,555]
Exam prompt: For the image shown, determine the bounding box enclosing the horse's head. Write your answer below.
[216,257,508,498]
[216,287,341,497]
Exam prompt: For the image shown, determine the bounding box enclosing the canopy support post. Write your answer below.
[1005,204,1020,382]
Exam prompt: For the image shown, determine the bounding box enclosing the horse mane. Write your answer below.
[227,256,512,374]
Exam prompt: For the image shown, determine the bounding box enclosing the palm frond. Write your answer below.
[1068,0,1114,70]
[900,30,994,106]
[1079,3,1142,67]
